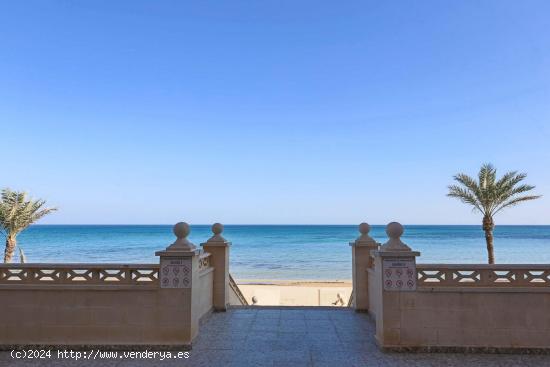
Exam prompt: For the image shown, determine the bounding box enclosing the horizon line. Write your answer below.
[30,223,550,226]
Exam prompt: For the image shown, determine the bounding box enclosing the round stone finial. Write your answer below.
[381,222,410,251]
[353,222,377,246]
[212,223,224,235]
[205,222,229,244]
[173,222,190,239]
[359,222,370,235]
[386,222,404,240]
[166,222,195,251]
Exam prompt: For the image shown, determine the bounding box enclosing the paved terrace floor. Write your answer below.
[2,307,550,366]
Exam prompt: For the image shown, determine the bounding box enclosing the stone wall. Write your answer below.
[394,289,550,350]
[0,222,233,349]
[0,286,193,347]
[352,222,550,352]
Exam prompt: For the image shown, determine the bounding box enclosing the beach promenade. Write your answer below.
[2,223,550,361]
[2,307,549,367]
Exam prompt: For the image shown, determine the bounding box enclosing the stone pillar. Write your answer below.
[350,222,380,311]
[155,222,202,344]
[201,223,231,311]
[371,222,420,349]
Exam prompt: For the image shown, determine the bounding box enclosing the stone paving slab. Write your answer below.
[2,308,550,366]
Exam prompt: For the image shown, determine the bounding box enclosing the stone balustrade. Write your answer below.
[0,221,234,350]
[417,264,550,288]
[229,273,249,306]
[351,221,550,353]
[198,252,212,273]
[0,264,159,286]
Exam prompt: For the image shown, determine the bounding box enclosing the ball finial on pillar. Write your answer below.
[212,223,224,235]
[206,222,228,243]
[173,222,190,239]
[167,222,196,250]
[359,222,370,235]
[352,222,377,246]
[381,222,410,251]
[386,222,403,240]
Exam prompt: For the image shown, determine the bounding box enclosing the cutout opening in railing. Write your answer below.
[68,269,93,282]
[3,269,26,281]
[453,270,480,283]
[100,269,126,282]
[131,270,158,282]
[493,271,516,283]
[35,269,59,281]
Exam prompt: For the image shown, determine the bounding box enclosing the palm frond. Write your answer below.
[447,185,482,213]
[450,173,486,214]
[478,163,496,190]
[494,195,542,215]
[508,184,536,197]
[453,174,480,194]
[495,171,518,187]
[31,207,58,222]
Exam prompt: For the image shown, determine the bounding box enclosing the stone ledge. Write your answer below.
[0,285,159,291]
[228,305,353,310]
[198,267,214,278]
[380,345,550,355]
[0,344,191,352]
[417,286,550,293]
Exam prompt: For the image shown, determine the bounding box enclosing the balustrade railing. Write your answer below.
[198,252,212,273]
[417,264,550,287]
[0,264,159,286]
[229,273,249,305]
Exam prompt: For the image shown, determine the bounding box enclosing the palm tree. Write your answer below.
[0,189,57,263]
[448,164,541,264]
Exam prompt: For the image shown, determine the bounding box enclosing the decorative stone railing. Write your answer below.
[351,222,550,352]
[0,221,235,348]
[229,273,249,306]
[347,290,354,307]
[198,252,212,273]
[0,264,159,286]
[417,264,550,287]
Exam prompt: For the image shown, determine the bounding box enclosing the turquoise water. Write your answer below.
[12,225,550,280]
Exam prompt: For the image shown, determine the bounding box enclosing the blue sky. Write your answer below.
[1,1,549,224]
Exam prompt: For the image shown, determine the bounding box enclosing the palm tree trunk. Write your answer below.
[482,215,495,264]
[3,236,17,263]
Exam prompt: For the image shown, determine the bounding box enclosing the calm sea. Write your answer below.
[13,225,550,280]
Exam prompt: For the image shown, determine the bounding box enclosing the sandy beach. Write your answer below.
[236,279,352,306]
